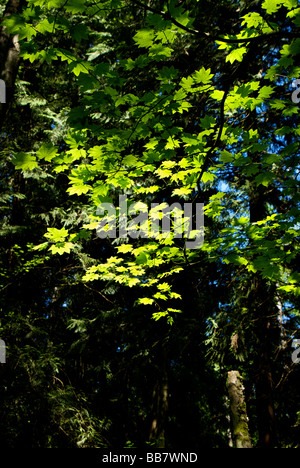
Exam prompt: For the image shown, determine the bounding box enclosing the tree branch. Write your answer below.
[128,0,296,44]
[194,85,229,198]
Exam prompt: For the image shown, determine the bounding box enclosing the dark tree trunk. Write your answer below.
[149,344,169,448]
[249,183,278,448]
[250,276,278,448]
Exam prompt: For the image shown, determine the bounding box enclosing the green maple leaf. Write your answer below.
[67,183,91,196]
[65,0,87,13]
[220,150,234,163]
[193,67,213,84]
[149,44,173,59]
[12,152,38,171]
[202,172,216,183]
[117,244,133,254]
[44,227,69,242]
[37,143,58,161]
[241,12,264,28]
[49,242,74,255]
[165,136,181,150]
[37,18,54,34]
[69,61,93,76]
[133,29,155,48]
[226,47,248,64]
[258,86,274,100]
[138,298,155,305]
[262,0,281,14]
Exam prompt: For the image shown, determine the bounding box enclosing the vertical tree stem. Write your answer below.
[227,370,252,449]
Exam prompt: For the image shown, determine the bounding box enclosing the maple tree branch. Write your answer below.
[128,0,297,44]
[194,85,229,198]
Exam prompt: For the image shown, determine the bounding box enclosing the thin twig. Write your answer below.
[83,283,115,305]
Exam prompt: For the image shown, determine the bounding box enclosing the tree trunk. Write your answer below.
[149,344,169,448]
[249,184,278,448]
[251,276,278,448]
[227,370,252,449]
[0,0,23,130]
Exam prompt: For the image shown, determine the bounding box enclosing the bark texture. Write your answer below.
[0,0,23,130]
[227,370,252,449]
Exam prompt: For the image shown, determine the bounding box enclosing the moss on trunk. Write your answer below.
[227,370,252,449]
